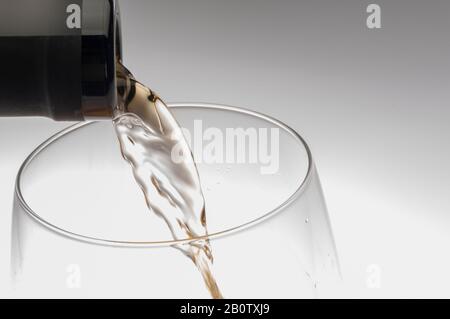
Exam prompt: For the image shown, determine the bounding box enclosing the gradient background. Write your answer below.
[1,0,450,298]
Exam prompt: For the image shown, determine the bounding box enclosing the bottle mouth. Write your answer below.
[80,0,122,120]
[115,0,123,63]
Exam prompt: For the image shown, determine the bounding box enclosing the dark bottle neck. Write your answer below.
[0,0,121,121]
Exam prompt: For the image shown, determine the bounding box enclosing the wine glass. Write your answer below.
[11,103,340,298]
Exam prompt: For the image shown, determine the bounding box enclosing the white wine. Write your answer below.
[113,63,223,299]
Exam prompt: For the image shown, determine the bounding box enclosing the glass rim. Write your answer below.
[15,103,314,248]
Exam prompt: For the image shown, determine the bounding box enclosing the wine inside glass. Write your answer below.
[11,103,340,298]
